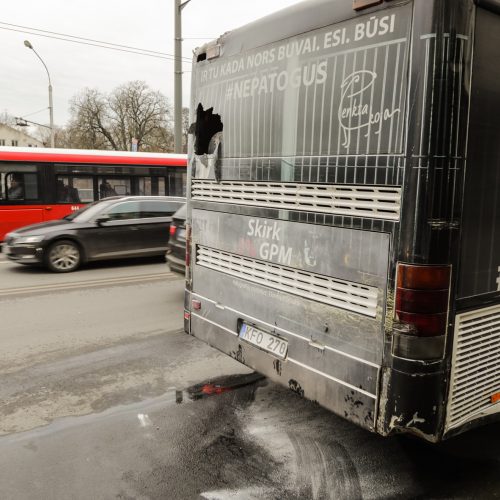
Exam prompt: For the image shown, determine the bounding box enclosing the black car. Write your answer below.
[3,196,185,272]
[165,203,186,275]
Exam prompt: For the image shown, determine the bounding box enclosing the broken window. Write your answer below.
[192,103,223,155]
[190,103,223,181]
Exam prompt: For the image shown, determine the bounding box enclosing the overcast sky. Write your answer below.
[1,0,300,129]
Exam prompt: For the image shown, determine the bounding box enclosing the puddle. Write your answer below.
[0,372,266,443]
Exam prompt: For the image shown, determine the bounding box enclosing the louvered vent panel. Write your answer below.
[446,305,500,431]
[196,246,378,318]
[192,181,401,221]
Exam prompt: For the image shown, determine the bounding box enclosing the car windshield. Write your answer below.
[64,200,117,222]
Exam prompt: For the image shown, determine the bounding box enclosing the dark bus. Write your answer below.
[0,147,187,241]
[184,0,500,441]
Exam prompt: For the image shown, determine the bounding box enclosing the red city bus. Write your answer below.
[0,147,187,241]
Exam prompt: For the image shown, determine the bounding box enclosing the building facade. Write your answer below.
[0,124,44,148]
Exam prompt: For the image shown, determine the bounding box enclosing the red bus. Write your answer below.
[0,147,187,241]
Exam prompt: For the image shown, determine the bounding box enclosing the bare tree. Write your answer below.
[32,124,71,148]
[0,111,16,127]
[67,81,174,152]
[67,88,115,150]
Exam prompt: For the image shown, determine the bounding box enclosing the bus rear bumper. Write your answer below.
[189,305,378,432]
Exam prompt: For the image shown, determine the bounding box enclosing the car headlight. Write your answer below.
[16,235,45,244]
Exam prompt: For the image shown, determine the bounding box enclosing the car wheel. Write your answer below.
[46,240,81,272]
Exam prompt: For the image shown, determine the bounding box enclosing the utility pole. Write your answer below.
[174,0,191,154]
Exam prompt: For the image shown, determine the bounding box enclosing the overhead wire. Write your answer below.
[0,21,192,59]
[0,25,191,64]
[0,21,194,63]
[20,106,48,118]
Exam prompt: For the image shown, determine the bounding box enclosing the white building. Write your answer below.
[0,124,44,148]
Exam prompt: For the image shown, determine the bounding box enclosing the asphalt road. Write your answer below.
[0,254,499,499]
[0,254,250,436]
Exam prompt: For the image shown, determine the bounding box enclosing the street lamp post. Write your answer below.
[24,40,55,148]
[174,0,191,154]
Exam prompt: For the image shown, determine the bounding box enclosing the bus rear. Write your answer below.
[185,0,500,441]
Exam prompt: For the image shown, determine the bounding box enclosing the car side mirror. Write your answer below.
[95,214,111,225]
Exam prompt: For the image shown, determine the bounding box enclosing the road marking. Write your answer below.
[2,272,175,291]
[0,272,183,297]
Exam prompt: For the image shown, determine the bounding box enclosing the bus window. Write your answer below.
[168,171,186,197]
[98,178,131,198]
[138,177,153,196]
[5,172,39,201]
[6,173,24,200]
[138,176,169,195]
[24,173,38,200]
[56,176,93,203]
[158,177,166,195]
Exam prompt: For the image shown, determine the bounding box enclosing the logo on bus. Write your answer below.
[247,219,292,266]
[338,70,400,149]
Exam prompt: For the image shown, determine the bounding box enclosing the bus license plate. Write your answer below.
[239,324,288,359]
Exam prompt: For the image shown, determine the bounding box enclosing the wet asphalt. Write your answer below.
[0,375,499,499]
[1,255,500,499]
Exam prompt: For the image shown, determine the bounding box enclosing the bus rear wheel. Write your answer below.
[46,240,81,272]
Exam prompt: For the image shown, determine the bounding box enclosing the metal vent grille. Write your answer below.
[196,246,378,318]
[192,181,401,221]
[446,304,500,431]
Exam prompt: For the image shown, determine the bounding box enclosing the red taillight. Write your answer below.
[396,311,447,337]
[185,223,192,267]
[397,265,450,290]
[395,289,449,314]
[169,224,177,237]
[395,264,451,337]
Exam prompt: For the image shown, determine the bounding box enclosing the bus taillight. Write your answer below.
[169,224,177,237]
[395,263,451,337]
